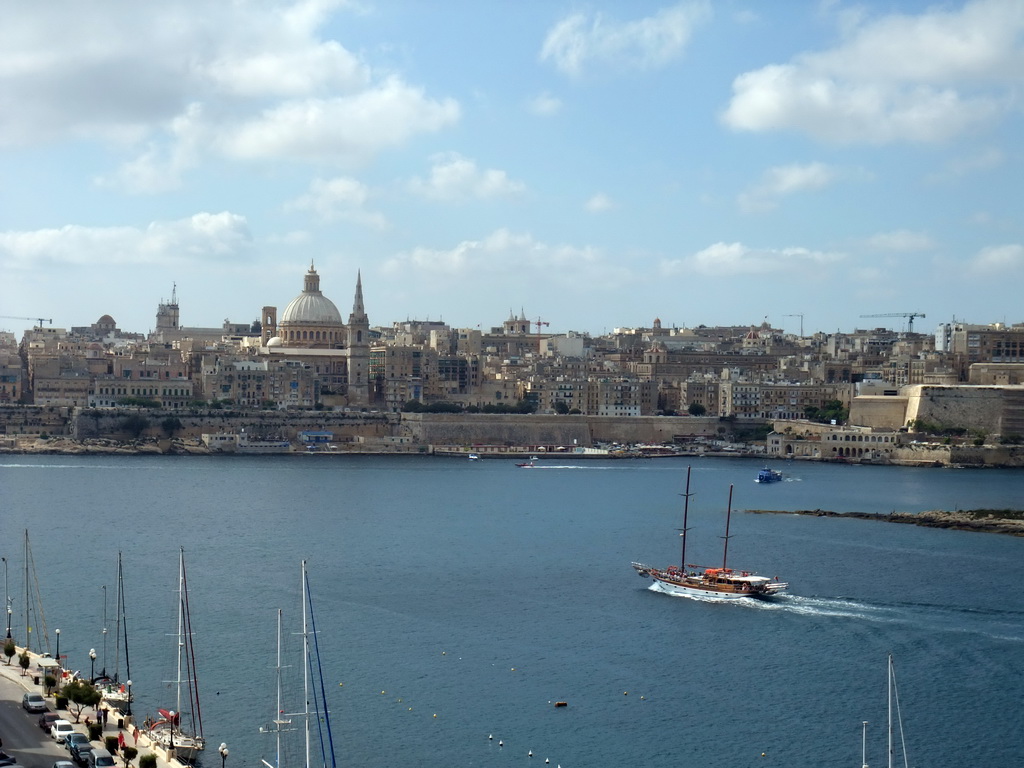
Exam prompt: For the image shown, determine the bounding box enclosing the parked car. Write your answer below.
[39,712,62,732]
[22,692,47,713]
[86,749,114,768]
[50,720,74,744]
[54,761,77,768]
[64,733,89,753]
[69,743,93,768]
[0,751,19,767]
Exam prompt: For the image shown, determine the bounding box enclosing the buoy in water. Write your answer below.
[554,701,567,708]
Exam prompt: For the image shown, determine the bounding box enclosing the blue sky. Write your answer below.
[1,0,1022,338]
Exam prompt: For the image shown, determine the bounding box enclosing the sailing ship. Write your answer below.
[149,548,205,762]
[259,561,337,768]
[97,552,132,713]
[631,467,788,600]
[861,654,912,768]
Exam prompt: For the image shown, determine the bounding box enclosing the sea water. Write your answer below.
[1,455,1022,767]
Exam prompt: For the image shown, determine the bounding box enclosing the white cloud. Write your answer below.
[381,229,629,289]
[0,2,459,180]
[0,212,252,269]
[585,193,615,213]
[865,230,935,251]
[738,162,836,213]
[927,147,1006,182]
[722,0,1024,143]
[408,153,525,201]
[224,79,459,165]
[285,177,386,229]
[662,241,844,277]
[970,243,1024,272]
[528,92,563,116]
[540,2,710,77]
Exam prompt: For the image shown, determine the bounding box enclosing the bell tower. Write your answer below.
[346,271,370,407]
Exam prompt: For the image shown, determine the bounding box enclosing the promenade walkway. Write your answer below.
[0,645,189,768]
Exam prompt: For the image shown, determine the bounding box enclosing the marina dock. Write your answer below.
[0,645,203,768]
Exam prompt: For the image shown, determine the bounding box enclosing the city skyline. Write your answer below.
[1,0,1022,337]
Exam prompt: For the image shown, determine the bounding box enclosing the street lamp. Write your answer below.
[125,679,132,716]
[89,648,97,681]
[54,628,61,692]
[219,743,228,768]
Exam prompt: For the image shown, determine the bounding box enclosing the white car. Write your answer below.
[50,720,75,744]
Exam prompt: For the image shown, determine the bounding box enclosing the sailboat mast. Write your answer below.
[887,654,893,768]
[861,721,869,768]
[275,608,283,768]
[722,485,734,570]
[23,530,29,651]
[114,554,123,682]
[679,466,693,571]
[301,560,311,768]
[118,554,131,686]
[176,547,186,719]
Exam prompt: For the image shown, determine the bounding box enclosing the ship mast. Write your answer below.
[721,485,734,570]
[678,466,693,571]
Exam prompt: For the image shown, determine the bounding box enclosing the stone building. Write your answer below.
[256,265,370,408]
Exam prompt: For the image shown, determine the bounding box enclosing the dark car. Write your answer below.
[0,752,19,767]
[40,712,62,732]
[64,734,89,753]
[68,743,93,768]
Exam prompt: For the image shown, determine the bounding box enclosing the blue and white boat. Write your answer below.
[755,467,783,483]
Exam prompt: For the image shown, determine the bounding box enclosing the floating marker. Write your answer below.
[488,735,493,740]
[528,750,533,757]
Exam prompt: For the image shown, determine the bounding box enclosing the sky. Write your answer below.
[1,0,1022,339]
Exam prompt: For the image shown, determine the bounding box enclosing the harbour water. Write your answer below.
[2,455,1022,767]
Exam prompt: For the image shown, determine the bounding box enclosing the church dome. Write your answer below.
[280,265,343,325]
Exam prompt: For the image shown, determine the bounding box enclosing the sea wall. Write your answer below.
[397,413,722,447]
[890,442,1024,467]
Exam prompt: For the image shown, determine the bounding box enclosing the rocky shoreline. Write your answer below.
[746,507,1024,537]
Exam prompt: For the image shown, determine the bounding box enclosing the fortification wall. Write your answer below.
[904,385,1009,435]
[398,414,723,447]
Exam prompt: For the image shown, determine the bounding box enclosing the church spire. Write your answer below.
[353,271,365,315]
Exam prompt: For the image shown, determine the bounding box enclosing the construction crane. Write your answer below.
[783,313,804,337]
[533,317,550,354]
[859,312,926,333]
[0,315,52,328]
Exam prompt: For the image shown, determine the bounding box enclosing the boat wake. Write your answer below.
[739,594,1024,641]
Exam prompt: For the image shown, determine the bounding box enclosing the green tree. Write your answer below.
[19,650,29,676]
[553,400,570,415]
[161,416,183,437]
[139,755,157,768]
[62,679,102,723]
[687,402,706,416]
[120,414,150,438]
[3,638,14,665]
[44,673,57,694]
[121,746,138,767]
